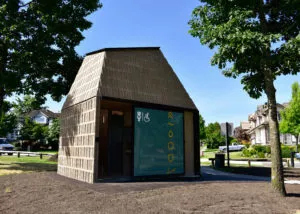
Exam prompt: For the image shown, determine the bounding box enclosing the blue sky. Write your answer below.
[45,0,299,127]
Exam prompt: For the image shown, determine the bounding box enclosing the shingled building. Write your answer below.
[58,47,200,183]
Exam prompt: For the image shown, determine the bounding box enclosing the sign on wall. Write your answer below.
[134,107,184,176]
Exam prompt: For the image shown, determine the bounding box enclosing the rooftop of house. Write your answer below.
[27,109,60,119]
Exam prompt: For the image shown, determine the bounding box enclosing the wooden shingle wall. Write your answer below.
[58,97,97,183]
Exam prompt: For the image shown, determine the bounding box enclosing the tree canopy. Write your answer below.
[189,0,300,195]
[0,101,16,137]
[199,113,206,140]
[205,122,225,149]
[0,0,102,115]
[280,82,300,152]
[189,1,299,99]
[13,95,45,116]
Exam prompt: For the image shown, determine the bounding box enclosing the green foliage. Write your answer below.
[279,82,300,152]
[0,113,17,137]
[281,145,294,158]
[199,113,206,140]
[189,1,300,99]
[242,145,270,158]
[19,117,48,145]
[0,0,102,115]
[13,95,44,116]
[230,137,237,143]
[46,119,60,150]
[0,101,17,137]
[205,122,225,149]
[242,145,294,158]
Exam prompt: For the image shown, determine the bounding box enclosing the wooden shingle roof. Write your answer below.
[63,47,197,111]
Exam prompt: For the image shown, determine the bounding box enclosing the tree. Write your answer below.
[13,95,44,116]
[205,122,225,149]
[234,127,250,143]
[46,118,60,150]
[19,116,48,149]
[189,1,300,195]
[19,117,35,142]
[199,113,206,141]
[280,82,300,152]
[0,101,16,137]
[0,0,102,116]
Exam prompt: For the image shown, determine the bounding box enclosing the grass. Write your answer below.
[0,155,57,176]
[203,148,218,153]
[201,150,253,160]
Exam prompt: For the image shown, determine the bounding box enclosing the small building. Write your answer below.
[58,47,200,183]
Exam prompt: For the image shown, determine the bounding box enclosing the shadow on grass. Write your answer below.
[1,162,57,173]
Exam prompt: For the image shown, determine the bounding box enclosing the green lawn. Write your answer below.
[0,155,57,176]
[201,150,248,159]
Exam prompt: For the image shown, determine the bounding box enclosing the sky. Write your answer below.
[44,0,299,127]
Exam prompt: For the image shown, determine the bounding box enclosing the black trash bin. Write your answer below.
[215,153,225,168]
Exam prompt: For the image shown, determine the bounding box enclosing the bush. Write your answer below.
[281,145,294,158]
[241,145,271,158]
[257,152,265,158]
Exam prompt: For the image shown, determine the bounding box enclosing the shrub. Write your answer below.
[281,145,294,158]
[257,152,265,158]
[242,149,251,157]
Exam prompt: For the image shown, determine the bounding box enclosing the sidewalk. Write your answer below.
[201,166,270,181]
[201,158,300,168]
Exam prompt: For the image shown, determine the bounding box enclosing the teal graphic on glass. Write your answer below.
[134,107,184,176]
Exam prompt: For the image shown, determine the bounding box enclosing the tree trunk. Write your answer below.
[264,71,286,196]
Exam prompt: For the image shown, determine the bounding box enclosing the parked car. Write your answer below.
[0,138,14,155]
[219,143,245,152]
[295,153,300,160]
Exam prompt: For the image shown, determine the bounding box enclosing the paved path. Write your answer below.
[201,158,300,168]
[201,166,270,182]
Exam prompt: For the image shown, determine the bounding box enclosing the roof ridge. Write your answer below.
[86,47,160,56]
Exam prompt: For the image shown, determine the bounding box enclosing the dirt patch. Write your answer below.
[47,154,58,162]
[0,172,299,214]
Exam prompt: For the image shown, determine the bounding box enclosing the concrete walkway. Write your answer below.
[201,158,300,168]
[201,166,270,182]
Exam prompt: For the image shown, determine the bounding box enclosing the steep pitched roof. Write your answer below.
[63,47,197,110]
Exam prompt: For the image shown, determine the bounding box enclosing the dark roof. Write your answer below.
[86,47,160,56]
[27,109,60,119]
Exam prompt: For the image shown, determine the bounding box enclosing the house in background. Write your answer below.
[6,109,60,141]
[27,109,60,126]
[247,103,298,145]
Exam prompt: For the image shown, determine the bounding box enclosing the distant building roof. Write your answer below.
[27,109,60,119]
